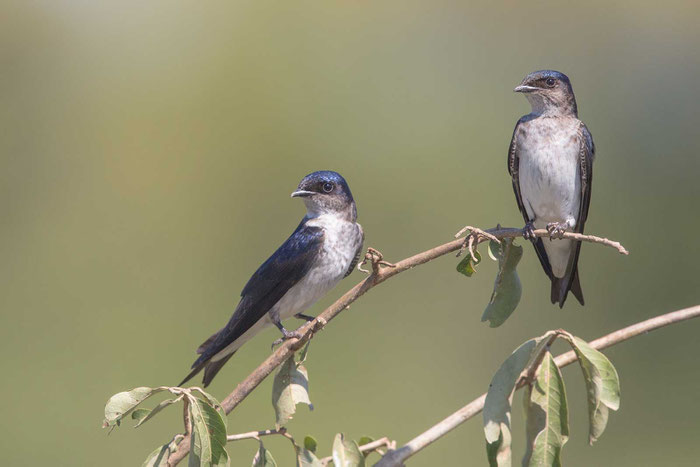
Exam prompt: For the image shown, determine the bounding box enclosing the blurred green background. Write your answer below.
[2,1,699,465]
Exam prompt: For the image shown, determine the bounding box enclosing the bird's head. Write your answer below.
[291,171,357,220]
[514,70,578,117]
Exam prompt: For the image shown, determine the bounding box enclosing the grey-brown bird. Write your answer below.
[508,70,595,307]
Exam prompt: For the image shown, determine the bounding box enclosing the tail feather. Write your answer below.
[179,352,236,388]
[550,270,584,308]
[179,328,235,387]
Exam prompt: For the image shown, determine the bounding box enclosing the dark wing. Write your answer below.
[508,117,554,280]
[180,220,324,386]
[344,225,364,278]
[576,122,595,232]
[556,122,594,306]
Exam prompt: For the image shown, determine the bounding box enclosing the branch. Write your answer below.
[375,304,700,467]
[226,428,289,442]
[167,225,627,464]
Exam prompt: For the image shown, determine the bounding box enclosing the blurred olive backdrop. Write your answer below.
[2,1,700,465]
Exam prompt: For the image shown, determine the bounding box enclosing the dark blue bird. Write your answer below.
[180,171,364,387]
[508,70,595,307]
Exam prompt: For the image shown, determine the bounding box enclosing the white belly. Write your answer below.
[518,117,581,277]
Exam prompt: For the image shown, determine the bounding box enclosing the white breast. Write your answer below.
[517,116,582,278]
[269,214,362,322]
[518,117,581,227]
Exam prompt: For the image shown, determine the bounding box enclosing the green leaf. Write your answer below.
[481,238,523,327]
[252,442,277,467]
[131,408,151,424]
[188,396,229,467]
[456,250,482,277]
[522,351,569,467]
[272,353,312,429]
[332,433,365,467]
[189,388,227,429]
[303,436,318,453]
[483,338,539,467]
[135,396,184,428]
[298,446,322,467]
[357,436,373,447]
[103,387,166,429]
[487,240,501,261]
[142,435,184,467]
[564,336,621,444]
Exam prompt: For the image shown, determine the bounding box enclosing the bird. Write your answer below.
[507,70,595,307]
[180,171,364,387]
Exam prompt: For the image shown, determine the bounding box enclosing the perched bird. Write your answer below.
[180,171,364,387]
[507,70,595,307]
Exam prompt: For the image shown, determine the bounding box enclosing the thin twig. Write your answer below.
[226,428,288,442]
[375,304,700,467]
[167,226,628,464]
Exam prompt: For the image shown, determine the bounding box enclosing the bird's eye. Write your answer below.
[545,78,556,87]
[322,182,334,193]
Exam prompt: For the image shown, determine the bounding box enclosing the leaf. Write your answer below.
[252,442,277,467]
[456,250,482,277]
[303,436,318,453]
[134,396,184,428]
[189,388,227,429]
[188,396,230,467]
[487,240,501,261]
[143,435,184,467]
[332,433,365,467]
[481,238,523,327]
[272,353,312,429]
[131,408,151,424]
[357,436,373,447]
[103,387,166,429]
[298,447,322,467]
[564,336,621,444]
[522,351,569,467]
[483,338,539,467]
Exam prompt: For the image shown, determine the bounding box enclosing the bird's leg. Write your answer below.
[522,221,537,241]
[294,313,315,322]
[546,221,569,239]
[271,319,304,348]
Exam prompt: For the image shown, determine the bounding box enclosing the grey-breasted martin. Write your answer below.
[508,70,595,308]
[180,171,364,386]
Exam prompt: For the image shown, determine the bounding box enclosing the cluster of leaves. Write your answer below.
[103,343,386,466]
[457,237,523,327]
[483,330,621,466]
[103,385,228,466]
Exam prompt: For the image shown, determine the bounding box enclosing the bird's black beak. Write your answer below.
[291,190,315,198]
[514,84,540,93]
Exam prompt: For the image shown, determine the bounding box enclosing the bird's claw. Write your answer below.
[522,222,537,241]
[358,247,396,275]
[271,329,305,348]
[546,222,568,239]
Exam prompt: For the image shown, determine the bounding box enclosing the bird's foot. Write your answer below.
[546,222,568,239]
[455,226,501,258]
[522,222,537,241]
[271,328,305,348]
[358,247,396,275]
[295,313,315,322]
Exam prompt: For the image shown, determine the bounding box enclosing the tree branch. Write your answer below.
[375,304,700,467]
[167,226,627,464]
